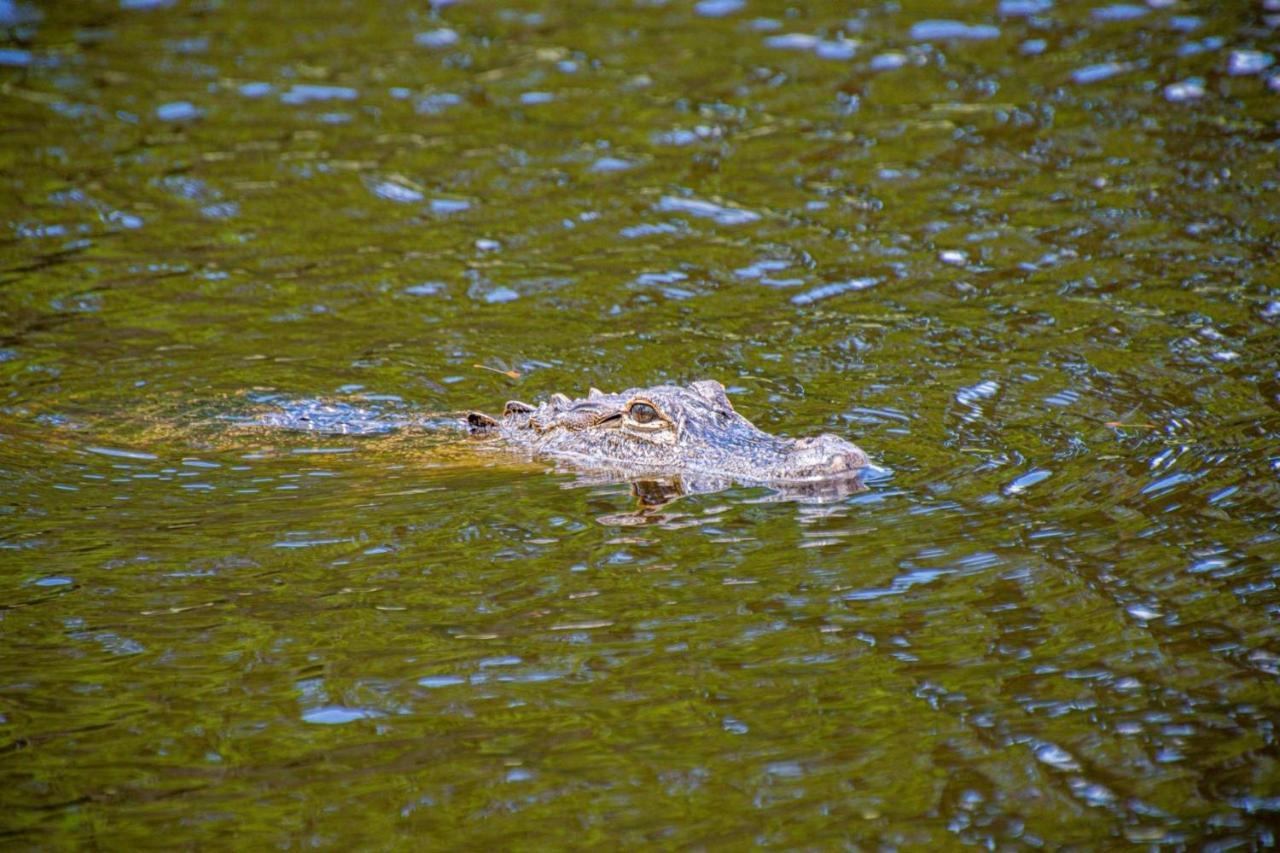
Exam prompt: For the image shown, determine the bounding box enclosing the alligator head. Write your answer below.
[467,380,869,484]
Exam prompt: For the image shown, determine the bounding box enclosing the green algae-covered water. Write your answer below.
[3,0,1279,846]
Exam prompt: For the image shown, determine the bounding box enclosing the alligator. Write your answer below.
[249,379,874,500]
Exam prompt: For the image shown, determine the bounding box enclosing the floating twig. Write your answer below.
[473,364,521,379]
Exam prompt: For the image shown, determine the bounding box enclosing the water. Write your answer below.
[3,0,1279,846]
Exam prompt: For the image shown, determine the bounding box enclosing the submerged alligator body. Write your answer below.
[465,380,869,485]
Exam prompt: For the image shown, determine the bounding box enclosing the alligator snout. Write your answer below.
[780,434,869,479]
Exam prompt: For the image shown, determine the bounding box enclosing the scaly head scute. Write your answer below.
[689,379,735,414]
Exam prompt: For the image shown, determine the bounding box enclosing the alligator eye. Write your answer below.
[628,402,660,424]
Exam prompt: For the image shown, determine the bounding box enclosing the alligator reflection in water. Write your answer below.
[576,468,872,526]
[253,380,875,503]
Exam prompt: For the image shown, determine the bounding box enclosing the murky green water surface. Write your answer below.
[3,0,1280,846]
